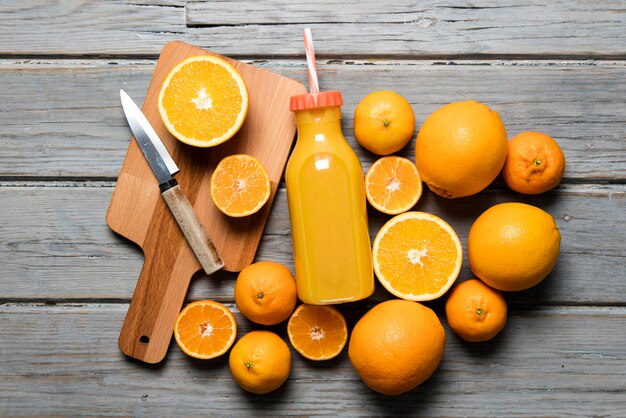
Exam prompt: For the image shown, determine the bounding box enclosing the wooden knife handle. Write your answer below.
[161,181,224,275]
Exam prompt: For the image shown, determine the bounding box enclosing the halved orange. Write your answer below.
[287,304,348,361]
[365,156,422,215]
[373,211,462,301]
[174,300,237,359]
[210,154,271,217]
[158,55,249,148]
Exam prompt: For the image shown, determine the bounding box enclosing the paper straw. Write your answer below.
[303,28,320,94]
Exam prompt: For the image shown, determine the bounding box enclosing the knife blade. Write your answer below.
[119,89,224,275]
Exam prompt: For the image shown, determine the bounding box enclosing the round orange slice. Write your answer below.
[210,154,271,217]
[158,55,249,148]
[287,304,348,361]
[365,156,422,215]
[174,300,237,359]
[373,211,462,301]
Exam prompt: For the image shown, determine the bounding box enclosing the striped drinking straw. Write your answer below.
[303,28,320,94]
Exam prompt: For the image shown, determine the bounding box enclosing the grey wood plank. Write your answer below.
[187,0,626,27]
[0,0,186,56]
[1,1,625,56]
[0,303,624,416]
[1,60,625,179]
[1,184,624,305]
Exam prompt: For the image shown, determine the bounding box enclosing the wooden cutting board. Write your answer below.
[106,41,306,363]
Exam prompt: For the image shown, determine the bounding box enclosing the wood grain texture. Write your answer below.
[1,1,624,56]
[1,184,624,305]
[0,303,625,416]
[108,41,305,363]
[161,183,224,275]
[1,60,625,179]
[1,1,625,414]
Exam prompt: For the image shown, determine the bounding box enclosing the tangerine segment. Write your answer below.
[287,304,348,361]
[158,55,249,148]
[210,154,271,217]
[174,300,237,359]
[373,212,462,301]
[365,156,422,215]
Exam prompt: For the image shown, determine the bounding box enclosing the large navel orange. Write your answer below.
[348,299,445,395]
[415,100,508,198]
[468,202,561,291]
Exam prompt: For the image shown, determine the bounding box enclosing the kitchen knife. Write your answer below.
[119,89,224,275]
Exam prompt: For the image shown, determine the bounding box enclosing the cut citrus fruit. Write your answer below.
[158,55,249,148]
[174,300,237,360]
[210,154,271,217]
[372,211,462,301]
[365,156,422,215]
[287,304,348,361]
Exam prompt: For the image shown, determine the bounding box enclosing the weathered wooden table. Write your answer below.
[1,1,625,416]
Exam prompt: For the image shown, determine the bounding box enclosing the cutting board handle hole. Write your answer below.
[139,335,150,344]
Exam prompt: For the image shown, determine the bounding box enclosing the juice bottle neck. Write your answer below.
[294,107,344,141]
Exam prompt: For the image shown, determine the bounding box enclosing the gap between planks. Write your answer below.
[2,303,626,322]
[3,299,626,309]
[1,178,626,187]
[3,57,626,65]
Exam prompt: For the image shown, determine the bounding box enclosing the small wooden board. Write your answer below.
[106,41,306,363]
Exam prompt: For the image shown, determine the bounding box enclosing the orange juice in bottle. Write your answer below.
[285,30,374,304]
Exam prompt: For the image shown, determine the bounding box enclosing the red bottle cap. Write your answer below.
[289,91,343,111]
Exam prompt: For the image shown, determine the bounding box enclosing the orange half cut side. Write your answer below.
[210,154,271,217]
[365,156,422,215]
[287,304,348,361]
[158,55,249,148]
[174,300,237,359]
[373,211,462,301]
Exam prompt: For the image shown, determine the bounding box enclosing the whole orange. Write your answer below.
[235,261,297,325]
[468,202,561,291]
[415,100,508,198]
[354,90,415,155]
[502,131,566,194]
[229,330,291,394]
[445,279,507,342]
[348,300,445,395]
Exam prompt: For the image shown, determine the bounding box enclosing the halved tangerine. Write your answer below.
[174,300,237,359]
[365,156,422,215]
[287,304,348,361]
[210,154,271,217]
